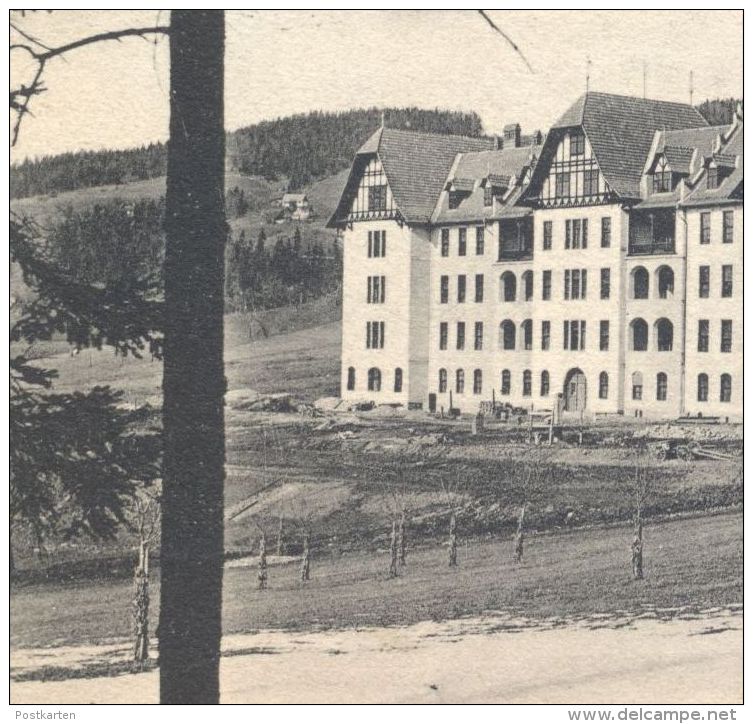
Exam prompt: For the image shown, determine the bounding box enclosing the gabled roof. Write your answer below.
[282,193,308,203]
[549,92,709,198]
[433,146,535,223]
[327,127,494,226]
[661,146,695,173]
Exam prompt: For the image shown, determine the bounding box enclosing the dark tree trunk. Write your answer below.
[159,10,226,705]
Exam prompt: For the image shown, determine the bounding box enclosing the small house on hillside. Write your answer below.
[279,193,314,221]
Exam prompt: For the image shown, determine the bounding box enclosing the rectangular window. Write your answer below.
[721,320,732,353]
[584,169,599,196]
[565,269,587,299]
[570,132,585,156]
[542,270,552,300]
[367,230,386,257]
[440,228,450,257]
[440,275,449,304]
[601,217,611,248]
[707,167,718,190]
[656,374,668,401]
[699,266,710,298]
[563,320,586,351]
[456,322,465,350]
[366,321,384,349]
[458,228,467,256]
[543,221,552,250]
[439,322,448,350]
[473,370,483,395]
[723,211,734,244]
[697,320,709,352]
[457,274,466,303]
[483,184,493,207]
[599,320,609,351]
[555,173,570,199]
[368,185,387,211]
[633,384,643,401]
[700,212,711,244]
[474,322,484,351]
[541,321,550,350]
[566,218,587,249]
[476,226,485,255]
[697,375,708,402]
[366,275,386,303]
[475,274,484,303]
[600,268,610,299]
[721,265,733,297]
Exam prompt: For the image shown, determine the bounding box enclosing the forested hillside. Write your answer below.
[10,107,483,199]
[696,97,743,126]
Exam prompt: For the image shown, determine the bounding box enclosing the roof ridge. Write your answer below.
[379,126,494,146]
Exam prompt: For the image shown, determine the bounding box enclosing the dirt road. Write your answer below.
[11,608,741,704]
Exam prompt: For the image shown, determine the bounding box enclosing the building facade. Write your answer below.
[329,93,743,420]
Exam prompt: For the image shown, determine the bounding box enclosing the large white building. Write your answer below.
[329,93,743,420]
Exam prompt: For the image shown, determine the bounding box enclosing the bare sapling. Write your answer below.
[628,451,651,580]
[511,448,551,564]
[258,531,268,590]
[448,512,458,567]
[398,510,407,567]
[389,519,399,577]
[513,503,525,563]
[276,514,285,556]
[130,487,160,666]
[300,531,311,582]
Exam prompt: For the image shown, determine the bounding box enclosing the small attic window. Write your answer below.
[706,166,727,190]
[570,132,585,156]
[652,157,672,193]
[368,184,387,211]
[449,191,464,209]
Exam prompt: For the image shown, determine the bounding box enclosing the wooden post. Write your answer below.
[528,405,533,443]
[548,409,554,446]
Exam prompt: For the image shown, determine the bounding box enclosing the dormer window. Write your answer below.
[483,184,493,207]
[570,132,585,157]
[449,191,463,209]
[652,157,672,193]
[707,167,719,190]
[368,184,387,211]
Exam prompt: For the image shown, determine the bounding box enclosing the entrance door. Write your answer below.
[428,393,437,413]
[564,369,587,413]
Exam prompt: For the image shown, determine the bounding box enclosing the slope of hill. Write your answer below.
[11,107,484,199]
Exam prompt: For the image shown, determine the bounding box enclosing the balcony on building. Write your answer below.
[629,209,676,255]
[498,216,534,261]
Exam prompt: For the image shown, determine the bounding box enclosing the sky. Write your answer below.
[9,9,743,161]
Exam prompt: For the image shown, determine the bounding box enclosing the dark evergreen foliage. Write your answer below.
[11,107,484,198]
[696,97,743,126]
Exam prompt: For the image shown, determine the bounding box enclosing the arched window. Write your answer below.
[501,369,511,395]
[599,371,609,399]
[657,266,675,299]
[632,266,649,299]
[473,369,483,395]
[656,318,673,351]
[656,372,668,401]
[500,271,517,302]
[523,270,534,301]
[540,370,550,396]
[347,366,356,391]
[720,374,731,403]
[697,373,708,402]
[522,369,532,396]
[499,320,516,350]
[631,371,643,400]
[456,369,465,394]
[394,367,403,393]
[522,319,533,350]
[438,368,447,393]
[368,367,381,392]
[631,318,648,351]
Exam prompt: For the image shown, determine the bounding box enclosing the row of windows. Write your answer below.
[441,269,611,304]
[346,366,402,393]
[440,226,485,257]
[630,265,734,300]
[696,373,733,403]
[438,319,610,353]
[437,368,485,395]
[699,211,735,245]
[697,319,733,353]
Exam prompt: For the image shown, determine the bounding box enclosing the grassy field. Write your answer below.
[10,511,742,650]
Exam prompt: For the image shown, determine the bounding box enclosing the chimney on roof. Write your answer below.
[503,123,521,148]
